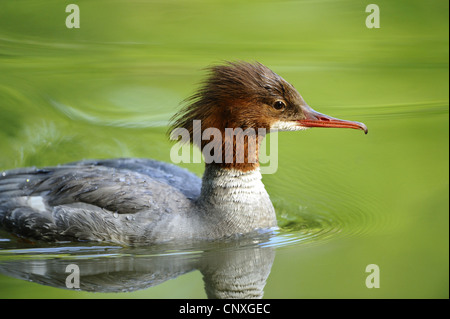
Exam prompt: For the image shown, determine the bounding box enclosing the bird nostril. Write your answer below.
[318,116,330,122]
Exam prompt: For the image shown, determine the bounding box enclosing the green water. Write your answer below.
[0,0,448,298]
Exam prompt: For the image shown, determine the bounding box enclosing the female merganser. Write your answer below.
[0,61,367,245]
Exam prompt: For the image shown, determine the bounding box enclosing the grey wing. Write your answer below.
[0,159,201,243]
[0,159,201,211]
[71,158,202,200]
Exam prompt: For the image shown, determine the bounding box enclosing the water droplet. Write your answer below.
[113,212,119,218]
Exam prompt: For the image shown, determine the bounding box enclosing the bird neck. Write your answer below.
[200,125,266,172]
[197,164,277,235]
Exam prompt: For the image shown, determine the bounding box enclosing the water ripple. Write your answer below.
[330,100,448,119]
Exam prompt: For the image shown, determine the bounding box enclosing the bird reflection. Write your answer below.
[0,232,275,299]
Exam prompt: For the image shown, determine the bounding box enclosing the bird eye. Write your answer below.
[273,101,286,110]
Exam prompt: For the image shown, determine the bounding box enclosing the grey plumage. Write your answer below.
[0,158,277,245]
[0,159,202,244]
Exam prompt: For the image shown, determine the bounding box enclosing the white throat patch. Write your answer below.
[270,120,308,132]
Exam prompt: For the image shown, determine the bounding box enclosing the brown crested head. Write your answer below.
[169,61,367,171]
[170,61,305,139]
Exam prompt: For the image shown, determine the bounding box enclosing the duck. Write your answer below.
[0,61,367,245]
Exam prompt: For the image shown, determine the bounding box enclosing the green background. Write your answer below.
[0,0,448,298]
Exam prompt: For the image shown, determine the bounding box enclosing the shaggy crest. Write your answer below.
[169,61,300,139]
[168,61,303,170]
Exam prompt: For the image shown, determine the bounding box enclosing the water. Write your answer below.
[0,0,448,298]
